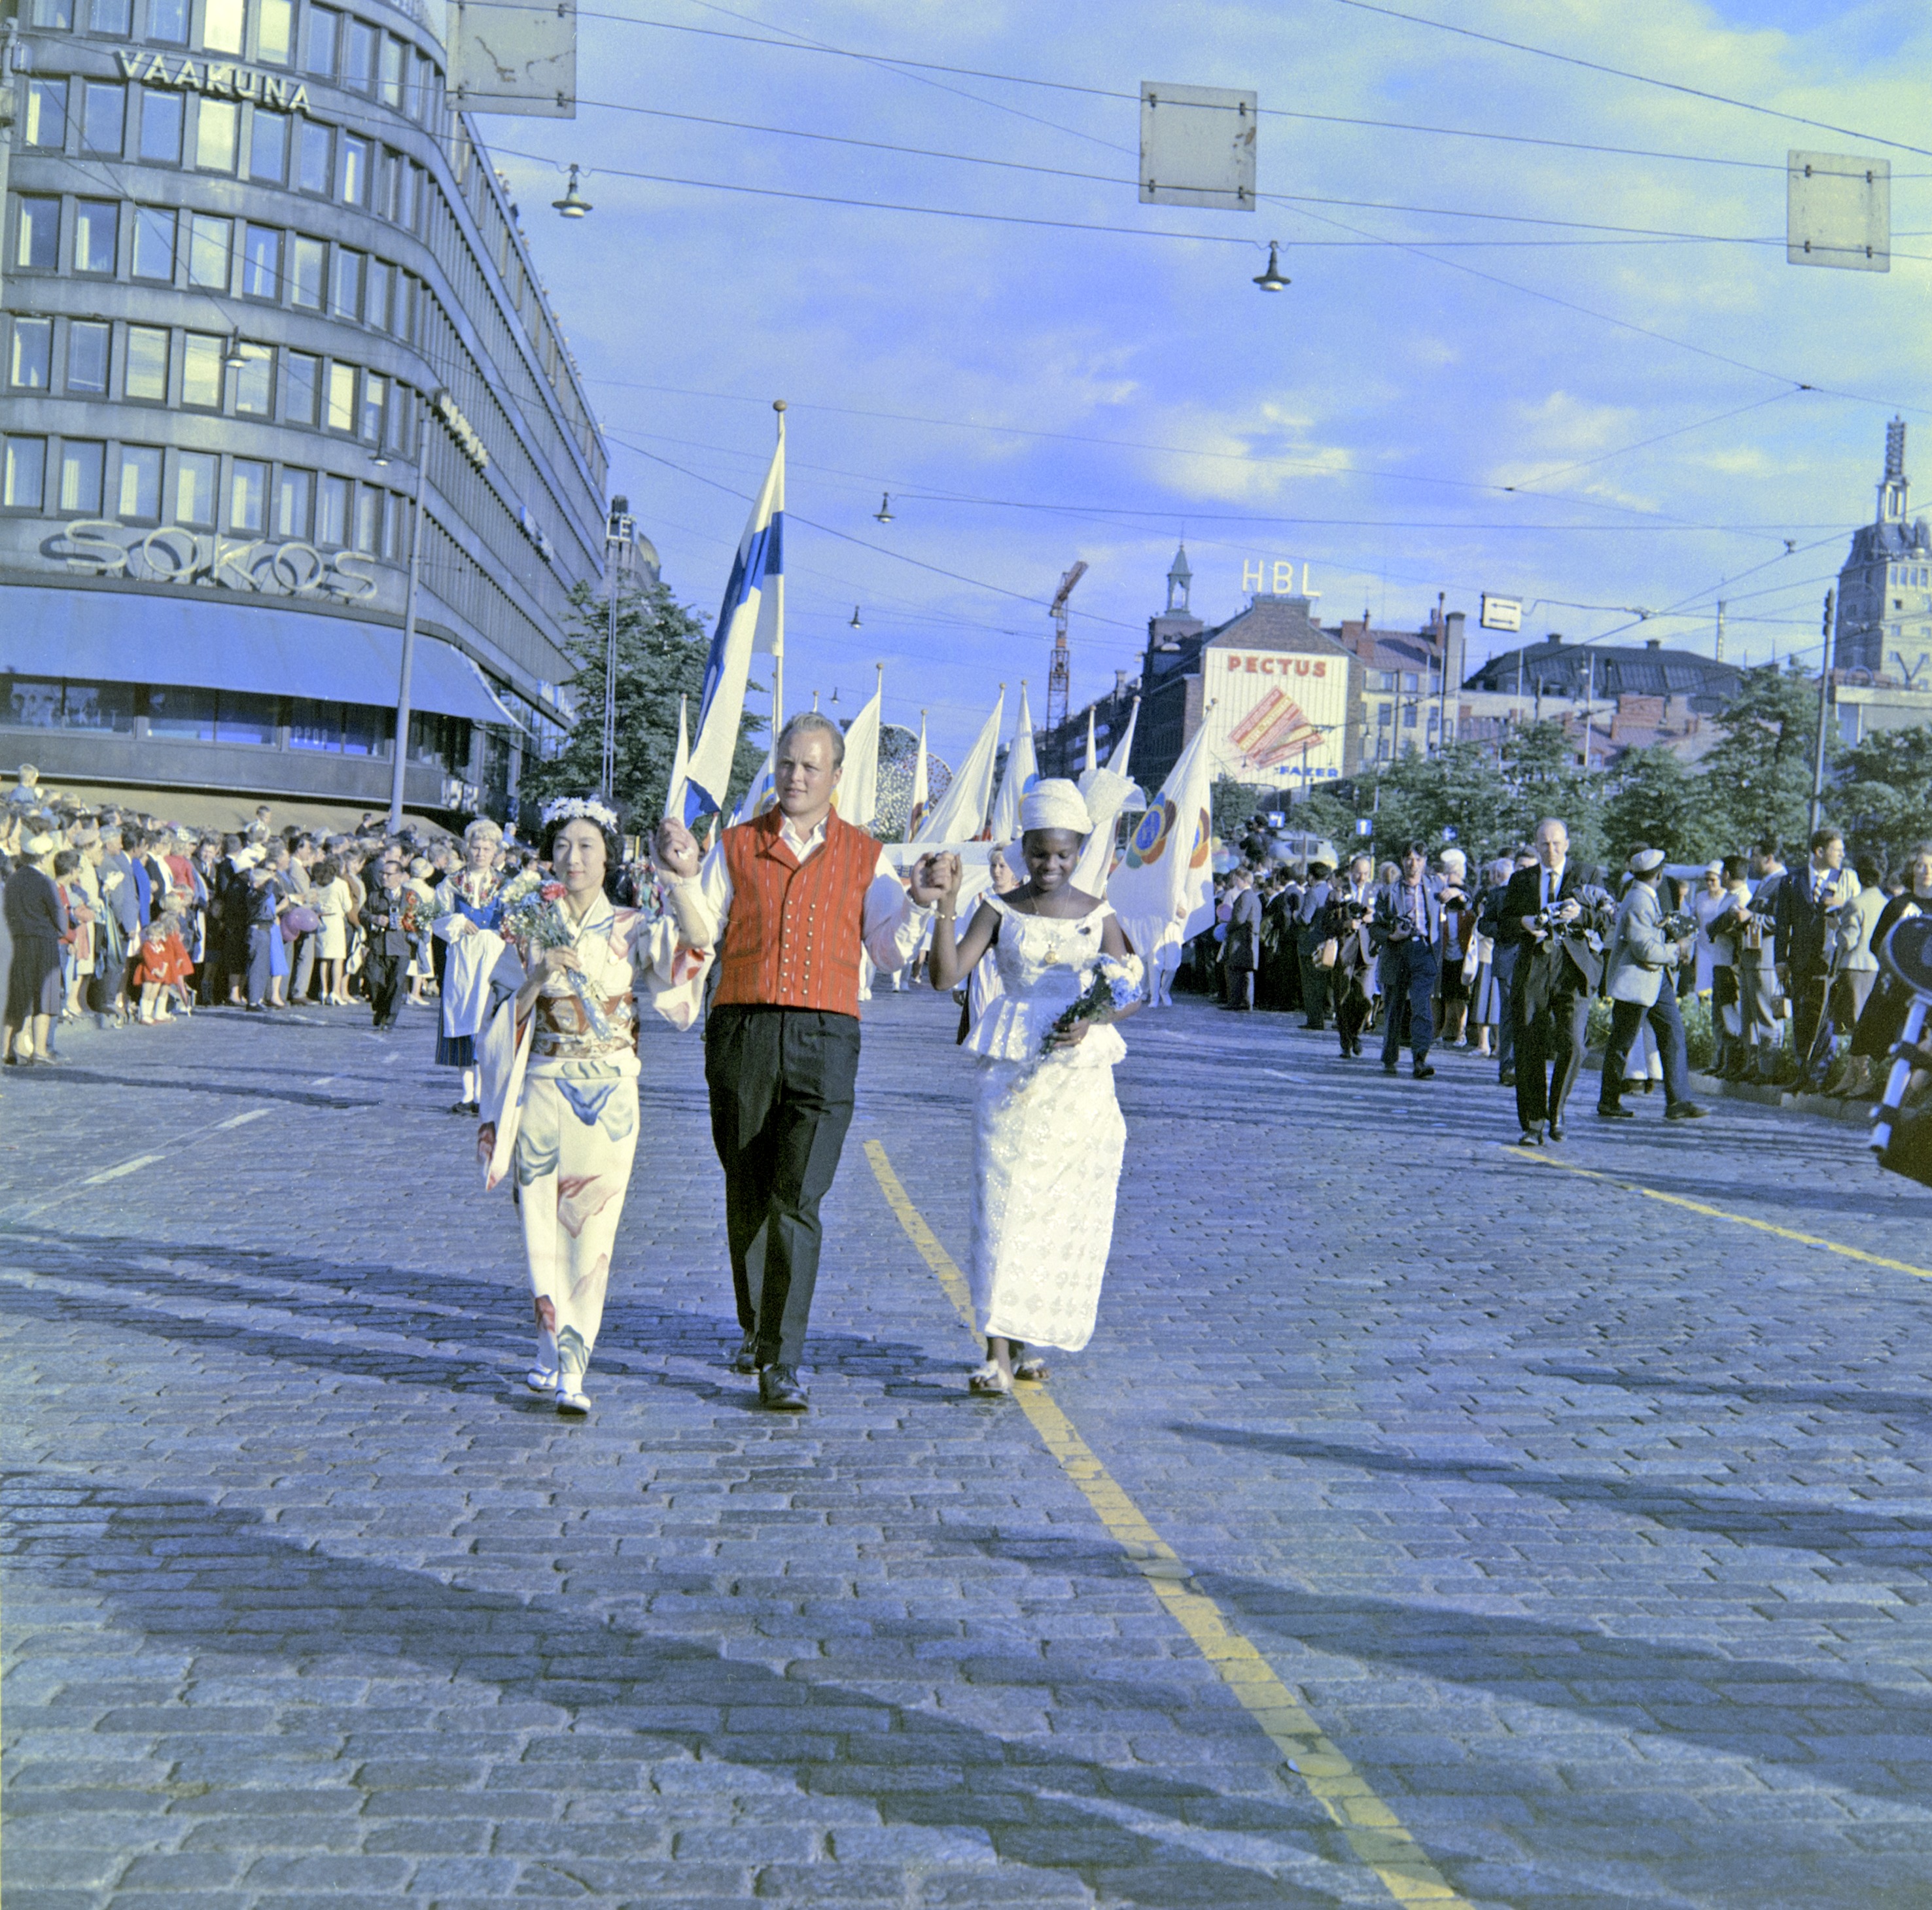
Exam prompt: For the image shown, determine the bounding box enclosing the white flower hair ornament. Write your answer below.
[540,795,621,832]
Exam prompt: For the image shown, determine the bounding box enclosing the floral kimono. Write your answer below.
[478,896,656,1393]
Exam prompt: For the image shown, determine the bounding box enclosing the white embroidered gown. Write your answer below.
[965,897,1133,1352]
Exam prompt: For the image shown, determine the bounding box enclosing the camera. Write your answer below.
[1658,909,1698,943]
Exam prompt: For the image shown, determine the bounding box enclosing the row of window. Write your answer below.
[19,88,429,233]
[3,676,469,769]
[27,0,444,125]
[3,433,408,555]
[12,197,423,353]
[9,315,412,450]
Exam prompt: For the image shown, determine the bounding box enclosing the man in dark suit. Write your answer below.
[360,851,414,1028]
[1370,841,1445,1079]
[1222,868,1262,1010]
[1494,817,1601,1145]
[1776,825,1859,1069]
[1295,861,1334,1030]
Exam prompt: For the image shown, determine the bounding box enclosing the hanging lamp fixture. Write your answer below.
[1252,240,1290,292]
[552,164,592,218]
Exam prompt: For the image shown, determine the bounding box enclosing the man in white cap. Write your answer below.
[1597,845,1708,1122]
[655,712,949,1410]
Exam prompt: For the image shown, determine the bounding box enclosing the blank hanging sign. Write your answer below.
[451,0,578,118]
[1140,82,1257,210]
[1787,150,1889,271]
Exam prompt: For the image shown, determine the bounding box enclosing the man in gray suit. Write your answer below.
[1597,846,1709,1122]
[1371,842,1445,1079]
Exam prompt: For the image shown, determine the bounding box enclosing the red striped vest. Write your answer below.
[713,808,880,1017]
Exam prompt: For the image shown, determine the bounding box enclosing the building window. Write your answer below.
[229,457,268,533]
[256,0,292,63]
[117,444,162,518]
[330,246,363,318]
[326,360,356,430]
[296,119,332,193]
[59,440,106,515]
[9,319,53,391]
[132,205,175,279]
[14,198,60,272]
[2,679,137,732]
[125,326,169,401]
[242,223,281,299]
[395,158,417,230]
[353,483,379,553]
[90,0,134,31]
[138,88,184,163]
[275,465,312,537]
[73,201,118,273]
[290,234,325,308]
[343,17,378,90]
[304,5,338,75]
[1403,704,1418,727]
[148,0,188,39]
[81,82,126,154]
[188,213,232,288]
[67,321,110,394]
[360,372,385,442]
[3,439,47,511]
[1401,672,1418,693]
[196,97,239,170]
[379,34,403,107]
[249,109,288,183]
[145,686,218,739]
[24,80,67,151]
[283,349,319,424]
[216,693,281,745]
[31,0,74,23]
[317,471,349,544]
[338,132,371,207]
[201,0,245,54]
[233,343,272,414]
[181,332,224,408]
[364,257,391,329]
[174,449,217,525]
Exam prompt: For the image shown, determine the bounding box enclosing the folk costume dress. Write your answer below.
[965,896,1140,1353]
[433,871,506,1069]
[478,896,651,1393]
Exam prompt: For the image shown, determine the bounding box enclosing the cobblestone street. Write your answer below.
[5,989,1932,1909]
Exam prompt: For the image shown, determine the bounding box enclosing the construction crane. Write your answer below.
[1045,560,1088,731]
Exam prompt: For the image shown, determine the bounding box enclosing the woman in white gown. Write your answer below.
[926,780,1142,1394]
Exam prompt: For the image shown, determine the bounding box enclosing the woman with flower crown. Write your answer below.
[475,795,656,1418]
[924,779,1143,1396]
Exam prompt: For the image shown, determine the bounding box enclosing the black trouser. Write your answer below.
[1335,965,1373,1052]
[1298,950,1330,1027]
[1492,945,1520,1075]
[365,950,406,1026]
[1512,949,1590,1128]
[1380,941,1440,1068]
[1600,992,1691,1109]
[706,1006,861,1369]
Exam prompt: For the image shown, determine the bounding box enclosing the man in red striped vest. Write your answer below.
[656,712,949,1409]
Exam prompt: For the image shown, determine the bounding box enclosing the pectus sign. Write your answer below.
[114,48,312,112]
[50,520,379,602]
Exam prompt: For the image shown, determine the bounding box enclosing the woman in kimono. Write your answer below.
[478,797,652,1419]
[433,818,506,1113]
[924,780,1142,1395]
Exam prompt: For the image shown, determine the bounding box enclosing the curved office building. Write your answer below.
[1,0,611,824]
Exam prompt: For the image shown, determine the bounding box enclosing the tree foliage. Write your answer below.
[1835,724,1932,872]
[1698,662,1825,856]
[1600,746,1717,865]
[519,582,765,831]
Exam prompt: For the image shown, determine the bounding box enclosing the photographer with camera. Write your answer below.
[1596,847,1709,1124]
[1778,827,1859,1067]
[1495,817,1602,1145]
[1320,852,1380,1057]
[1371,842,1445,1079]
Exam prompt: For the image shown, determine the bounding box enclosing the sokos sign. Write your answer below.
[50,520,380,603]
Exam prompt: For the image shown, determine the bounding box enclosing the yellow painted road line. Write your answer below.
[1517,1148,1932,1281]
[864,1139,1467,1907]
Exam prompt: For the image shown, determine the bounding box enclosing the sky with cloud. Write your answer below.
[482,0,1932,762]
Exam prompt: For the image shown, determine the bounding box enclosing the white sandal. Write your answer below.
[968,1362,1012,1397]
[525,1366,559,1395]
[555,1386,591,1417]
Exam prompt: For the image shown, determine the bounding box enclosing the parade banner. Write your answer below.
[1106,716,1214,965]
[914,689,1004,845]
[987,682,1037,843]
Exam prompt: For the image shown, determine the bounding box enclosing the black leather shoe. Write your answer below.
[759,1364,809,1410]
[1596,1102,1635,1119]
[1498,1068,1517,1087]
[1413,1064,1435,1079]
[1664,1101,1710,1120]
[731,1330,762,1376]
[1382,1062,1398,1075]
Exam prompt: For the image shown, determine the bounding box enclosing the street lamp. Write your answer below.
[384,397,436,833]
[552,164,592,218]
[602,496,634,801]
[1252,241,1290,291]
[873,492,894,523]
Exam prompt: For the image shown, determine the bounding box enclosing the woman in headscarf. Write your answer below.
[5,833,69,1065]
[433,818,508,1113]
[925,779,1143,1395]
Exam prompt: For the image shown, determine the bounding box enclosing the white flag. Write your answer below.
[1072,697,1140,892]
[1081,706,1097,782]
[903,712,930,843]
[986,682,1036,842]
[684,423,782,821]
[834,670,883,830]
[1105,718,1215,965]
[914,689,1004,844]
[661,695,690,824]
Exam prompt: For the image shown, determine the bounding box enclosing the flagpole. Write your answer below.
[771,400,786,745]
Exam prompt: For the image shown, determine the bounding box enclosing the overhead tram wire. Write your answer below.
[1320,0,1932,159]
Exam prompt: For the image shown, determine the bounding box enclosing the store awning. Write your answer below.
[0,583,514,726]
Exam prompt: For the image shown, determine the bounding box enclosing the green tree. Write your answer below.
[1500,720,1603,863]
[1835,724,1932,871]
[1600,745,1715,864]
[1700,662,1825,856]
[520,581,766,829]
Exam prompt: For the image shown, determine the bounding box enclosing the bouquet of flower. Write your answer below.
[1011,954,1142,1092]
[398,888,437,936]
[498,867,612,1038]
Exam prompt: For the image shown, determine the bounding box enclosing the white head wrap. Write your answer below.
[1018,778,1090,837]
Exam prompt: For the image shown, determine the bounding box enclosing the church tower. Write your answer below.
[1835,417,1932,678]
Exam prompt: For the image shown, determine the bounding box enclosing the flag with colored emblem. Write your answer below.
[1105,716,1214,965]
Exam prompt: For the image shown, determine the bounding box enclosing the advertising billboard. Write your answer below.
[1205,648,1346,783]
